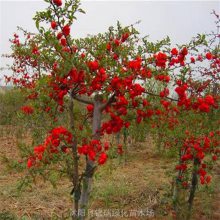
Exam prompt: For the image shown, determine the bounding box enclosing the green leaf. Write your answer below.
[35,20,40,30]
[78,8,86,14]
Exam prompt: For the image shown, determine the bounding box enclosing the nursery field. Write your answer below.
[0,1,220,219]
[0,123,219,219]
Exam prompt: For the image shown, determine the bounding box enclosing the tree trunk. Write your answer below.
[187,158,200,220]
[69,99,80,220]
[173,149,188,220]
[79,95,102,219]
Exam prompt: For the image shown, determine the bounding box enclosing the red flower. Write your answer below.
[142,99,149,107]
[60,38,67,46]
[57,32,63,40]
[52,138,60,147]
[106,43,111,51]
[62,25,70,36]
[78,145,88,155]
[32,46,39,55]
[200,176,205,184]
[205,52,212,60]
[113,53,118,60]
[121,32,130,42]
[181,154,193,161]
[161,100,170,109]
[190,57,195,63]
[88,150,96,161]
[27,157,35,168]
[155,52,167,68]
[34,145,45,160]
[198,168,206,177]
[124,121,130,128]
[204,95,214,105]
[176,164,187,171]
[212,155,218,161]
[104,142,109,151]
[51,21,57,29]
[206,175,212,184]
[81,53,85,59]
[181,47,188,56]
[87,104,94,112]
[34,145,45,154]
[53,0,62,7]
[196,151,205,160]
[88,60,99,71]
[98,152,108,165]
[171,48,178,56]
[160,88,169,98]
[128,57,142,70]
[114,39,120,46]
[21,106,34,115]
[199,102,210,113]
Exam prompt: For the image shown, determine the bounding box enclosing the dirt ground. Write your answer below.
[0,125,219,220]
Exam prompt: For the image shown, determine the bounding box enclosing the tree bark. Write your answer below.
[173,148,188,220]
[69,99,80,220]
[79,94,102,219]
[187,158,200,220]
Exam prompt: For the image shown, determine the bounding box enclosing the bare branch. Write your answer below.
[144,91,178,102]
[72,95,94,105]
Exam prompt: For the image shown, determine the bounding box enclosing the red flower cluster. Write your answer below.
[78,139,108,165]
[197,95,216,113]
[88,60,99,71]
[169,47,189,66]
[21,105,34,115]
[121,32,130,42]
[102,113,125,134]
[175,82,190,108]
[129,84,145,99]
[62,25,70,36]
[27,126,72,168]
[171,48,178,56]
[90,67,108,91]
[155,74,170,83]
[48,68,86,108]
[160,88,169,98]
[176,132,220,185]
[127,57,142,70]
[155,52,167,68]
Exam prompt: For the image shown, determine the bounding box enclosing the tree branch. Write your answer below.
[72,95,94,105]
[144,91,178,102]
[100,93,116,111]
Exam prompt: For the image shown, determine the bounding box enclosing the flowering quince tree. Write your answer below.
[4,0,220,218]
[150,98,219,219]
[143,12,220,219]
